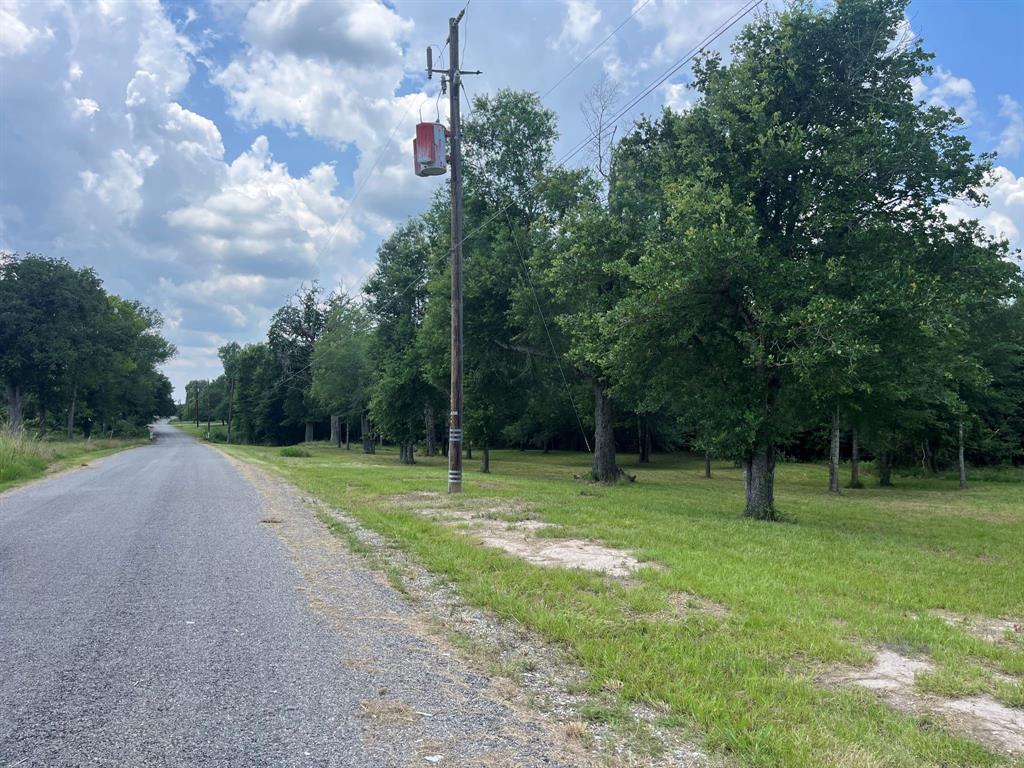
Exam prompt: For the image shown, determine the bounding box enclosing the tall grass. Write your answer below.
[0,432,144,490]
[0,431,49,485]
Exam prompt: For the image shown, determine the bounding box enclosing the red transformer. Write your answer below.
[413,122,448,177]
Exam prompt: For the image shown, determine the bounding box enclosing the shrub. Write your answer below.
[279,446,311,458]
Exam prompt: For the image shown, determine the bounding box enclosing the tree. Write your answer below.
[0,254,105,433]
[365,221,441,464]
[311,299,373,450]
[268,284,336,442]
[1,254,174,436]
[608,0,994,518]
[219,342,242,443]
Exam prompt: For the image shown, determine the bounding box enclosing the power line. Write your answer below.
[539,0,653,102]
[446,0,764,274]
[557,0,763,169]
[354,0,763,328]
[504,211,592,452]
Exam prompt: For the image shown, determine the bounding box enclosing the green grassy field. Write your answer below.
[0,431,146,493]
[182,423,1024,767]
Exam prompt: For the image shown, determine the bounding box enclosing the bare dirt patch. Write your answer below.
[385,491,650,579]
[666,592,730,620]
[476,530,644,579]
[930,610,1024,644]
[826,649,1024,756]
[936,695,1024,756]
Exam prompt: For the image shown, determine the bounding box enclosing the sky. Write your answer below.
[1,0,1022,401]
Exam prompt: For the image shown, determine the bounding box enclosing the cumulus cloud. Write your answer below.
[944,166,1024,255]
[912,66,977,123]
[0,0,361,395]
[165,136,359,278]
[0,0,52,56]
[243,0,412,67]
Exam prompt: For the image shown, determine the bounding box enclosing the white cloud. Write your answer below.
[243,0,412,67]
[997,95,1023,160]
[944,166,1024,254]
[0,0,363,396]
[558,0,602,47]
[634,0,748,64]
[0,0,52,56]
[165,136,359,277]
[73,97,100,118]
[912,66,977,123]
[663,82,696,113]
[214,0,444,264]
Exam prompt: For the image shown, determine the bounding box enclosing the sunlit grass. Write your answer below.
[188,423,1023,767]
[0,430,145,491]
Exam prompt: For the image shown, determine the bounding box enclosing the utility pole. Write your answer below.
[420,10,478,493]
[447,12,464,494]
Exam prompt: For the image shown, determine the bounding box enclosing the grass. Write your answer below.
[0,430,146,492]
[188,425,1024,767]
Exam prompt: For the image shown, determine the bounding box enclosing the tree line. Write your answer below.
[183,0,1023,518]
[1,254,177,437]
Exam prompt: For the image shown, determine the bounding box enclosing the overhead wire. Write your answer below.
[504,210,592,452]
[351,0,765,358]
[305,0,761,446]
[539,0,653,102]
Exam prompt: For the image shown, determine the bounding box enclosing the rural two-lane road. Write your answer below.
[0,424,567,767]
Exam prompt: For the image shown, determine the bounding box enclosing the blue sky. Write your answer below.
[1,0,1021,399]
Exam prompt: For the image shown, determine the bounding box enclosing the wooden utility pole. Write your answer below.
[447,12,464,494]
[421,9,478,493]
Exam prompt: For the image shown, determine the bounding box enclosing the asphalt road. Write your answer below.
[0,424,566,767]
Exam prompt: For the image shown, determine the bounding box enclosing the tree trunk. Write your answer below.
[226,379,234,444]
[304,421,315,443]
[425,407,436,456]
[400,443,415,465]
[637,414,650,463]
[481,445,490,474]
[743,446,777,520]
[5,384,24,434]
[361,413,374,454]
[849,429,861,488]
[921,440,935,473]
[878,450,893,487]
[37,391,47,438]
[828,404,841,494]
[591,381,620,482]
[957,420,967,490]
[465,442,472,460]
[704,452,712,479]
[345,421,350,450]
[330,415,339,446]
[66,383,78,440]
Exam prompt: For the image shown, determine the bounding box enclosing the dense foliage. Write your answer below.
[191,0,1022,516]
[1,253,176,437]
